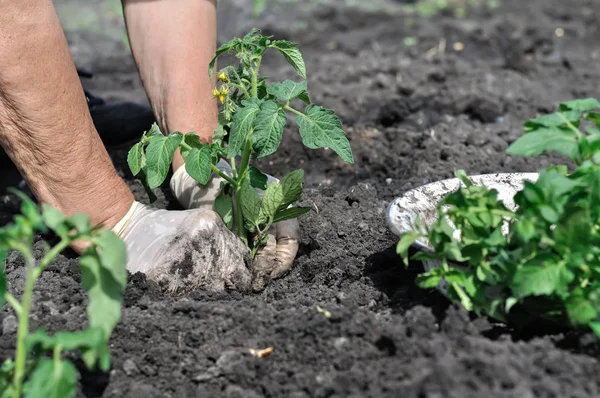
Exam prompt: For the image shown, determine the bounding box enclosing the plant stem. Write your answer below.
[284,105,304,117]
[210,164,237,187]
[234,134,255,246]
[13,238,69,398]
[235,187,247,246]
[5,293,22,317]
[12,252,35,398]
[251,69,258,98]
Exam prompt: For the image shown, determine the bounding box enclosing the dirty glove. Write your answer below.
[111,200,251,294]
[170,160,301,291]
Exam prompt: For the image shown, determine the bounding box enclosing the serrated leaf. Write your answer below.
[279,169,304,209]
[127,142,144,176]
[249,167,268,190]
[145,133,183,189]
[80,234,127,344]
[253,100,286,157]
[511,264,573,298]
[272,207,312,223]
[24,358,77,398]
[261,182,284,221]
[506,127,579,160]
[228,98,262,158]
[298,90,311,105]
[240,179,263,226]
[266,80,307,102]
[296,105,354,164]
[215,189,233,230]
[559,98,600,113]
[138,169,157,203]
[65,213,91,235]
[183,145,212,185]
[209,38,241,78]
[181,133,203,157]
[271,40,307,79]
[416,271,442,289]
[524,111,581,129]
[93,230,128,291]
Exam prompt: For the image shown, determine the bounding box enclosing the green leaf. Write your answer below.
[65,213,92,235]
[590,322,600,337]
[209,38,241,78]
[511,264,573,298]
[239,179,263,226]
[25,329,56,352]
[266,80,308,102]
[249,167,268,190]
[0,252,5,308]
[145,133,183,189]
[450,282,473,311]
[415,272,442,289]
[279,169,304,209]
[524,111,581,129]
[298,90,311,105]
[80,233,127,347]
[41,204,68,237]
[54,328,105,351]
[296,105,354,164]
[396,232,420,265]
[228,98,262,158]
[253,100,287,158]
[24,358,77,398]
[271,40,307,79]
[260,182,284,221]
[183,145,212,185]
[272,206,312,223]
[143,123,163,140]
[506,127,579,159]
[565,295,597,327]
[215,189,233,230]
[127,142,144,176]
[93,230,128,291]
[559,98,600,113]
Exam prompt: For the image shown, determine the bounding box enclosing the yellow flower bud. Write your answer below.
[217,71,229,82]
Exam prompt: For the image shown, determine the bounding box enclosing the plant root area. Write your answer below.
[2,0,600,396]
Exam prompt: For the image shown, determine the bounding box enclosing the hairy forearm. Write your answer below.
[122,0,218,143]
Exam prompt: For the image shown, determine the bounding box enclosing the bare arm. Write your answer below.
[122,0,218,171]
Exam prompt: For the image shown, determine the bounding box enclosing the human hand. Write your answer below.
[112,201,252,293]
[169,160,301,292]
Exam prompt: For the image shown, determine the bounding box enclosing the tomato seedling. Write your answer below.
[128,29,354,256]
[398,98,600,336]
[0,191,127,398]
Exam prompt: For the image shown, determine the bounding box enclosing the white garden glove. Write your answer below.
[111,200,252,293]
[170,160,301,292]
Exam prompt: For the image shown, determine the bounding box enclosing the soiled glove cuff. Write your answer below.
[111,200,147,238]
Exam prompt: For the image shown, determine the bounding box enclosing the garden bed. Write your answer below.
[2,0,600,396]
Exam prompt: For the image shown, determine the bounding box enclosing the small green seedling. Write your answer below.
[128,29,354,255]
[0,191,127,398]
[398,98,600,336]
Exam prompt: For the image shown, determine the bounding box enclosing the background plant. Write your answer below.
[0,191,127,398]
[398,98,600,336]
[128,29,354,255]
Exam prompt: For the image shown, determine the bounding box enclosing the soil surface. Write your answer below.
[2,0,600,396]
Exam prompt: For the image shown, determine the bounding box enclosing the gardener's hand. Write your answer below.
[112,201,252,293]
[170,160,301,292]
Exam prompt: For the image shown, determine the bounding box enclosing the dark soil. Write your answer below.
[2,0,600,396]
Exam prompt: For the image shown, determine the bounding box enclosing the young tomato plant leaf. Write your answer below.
[260,182,284,221]
[127,142,144,176]
[270,40,307,79]
[506,127,579,160]
[559,98,600,113]
[279,169,305,209]
[298,90,311,105]
[510,264,573,298]
[145,133,183,189]
[253,100,286,157]
[24,358,77,398]
[272,207,312,223]
[209,38,242,78]
[249,166,268,190]
[296,105,354,164]
[183,145,213,185]
[215,188,234,230]
[228,98,262,158]
[240,180,263,227]
[266,80,308,102]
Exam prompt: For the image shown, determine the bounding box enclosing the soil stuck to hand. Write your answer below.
[2,0,600,397]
